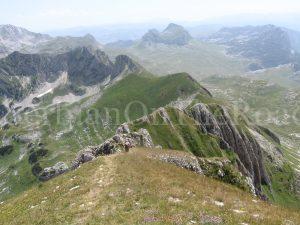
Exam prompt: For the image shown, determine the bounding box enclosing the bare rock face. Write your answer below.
[39,162,69,181]
[150,152,203,174]
[71,125,154,169]
[248,128,283,168]
[116,123,130,134]
[149,151,255,195]
[190,103,270,195]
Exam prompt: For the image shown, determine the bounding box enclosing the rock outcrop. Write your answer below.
[71,126,154,169]
[150,152,203,174]
[149,151,255,195]
[190,103,270,195]
[38,125,154,181]
[197,157,256,195]
[39,162,69,181]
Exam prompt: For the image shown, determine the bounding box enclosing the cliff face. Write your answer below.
[190,103,270,194]
[126,100,285,197]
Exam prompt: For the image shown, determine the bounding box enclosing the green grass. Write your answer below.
[0,148,299,225]
[1,71,299,211]
[89,72,206,123]
[0,141,38,201]
[0,72,207,201]
[263,162,300,209]
[131,107,223,157]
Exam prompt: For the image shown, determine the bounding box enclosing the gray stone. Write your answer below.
[190,103,270,196]
[39,162,69,181]
[71,127,154,170]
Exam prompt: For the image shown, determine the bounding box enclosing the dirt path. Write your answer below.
[75,154,118,224]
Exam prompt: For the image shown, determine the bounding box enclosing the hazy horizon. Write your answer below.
[1,0,300,32]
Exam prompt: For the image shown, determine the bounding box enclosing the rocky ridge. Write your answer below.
[127,101,287,197]
[190,103,271,193]
[39,126,154,181]
[38,97,288,199]
[0,47,142,99]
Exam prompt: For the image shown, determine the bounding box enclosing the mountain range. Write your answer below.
[0,46,141,102]
[106,23,300,75]
[0,23,299,224]
[207,24,300,70]
[0,25,102,57]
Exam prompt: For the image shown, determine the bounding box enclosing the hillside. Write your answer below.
[203,76,300,199]
[0,72,208,201]
[30,34,102,55]
[0,70,299,211]
[203,75,300,165]
[0,148,299,225]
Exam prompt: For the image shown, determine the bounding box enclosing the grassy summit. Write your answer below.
[0,148,299,225]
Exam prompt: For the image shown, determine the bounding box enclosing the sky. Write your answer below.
[1,0,300,31]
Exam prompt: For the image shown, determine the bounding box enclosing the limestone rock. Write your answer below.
[152,153,202,174]
[190,103,270,195]
[71,127,154,169]
[39,162,69,181]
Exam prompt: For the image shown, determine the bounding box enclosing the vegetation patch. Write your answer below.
[0,145,13,156]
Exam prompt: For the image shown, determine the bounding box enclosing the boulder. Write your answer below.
[39,162,69,181]
[12,134,31,143]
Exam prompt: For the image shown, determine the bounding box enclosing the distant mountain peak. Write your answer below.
[163,23,185,31]
[0,24,50,39]
[142,23,192,46]
[0,24,52,58]
[83,33,97,40]
[0,24,25,33]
